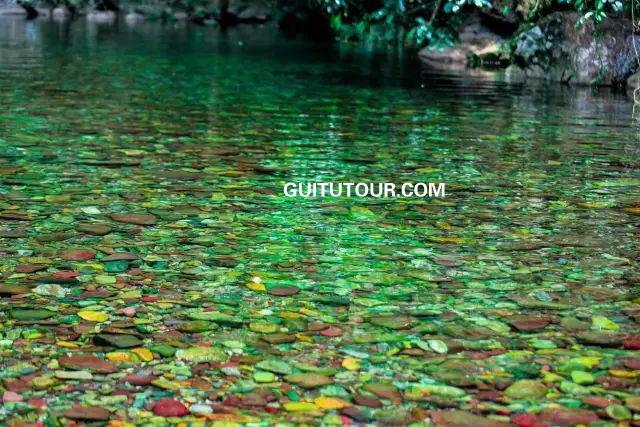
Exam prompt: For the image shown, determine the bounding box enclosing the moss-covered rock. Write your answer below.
[507,12,639,86]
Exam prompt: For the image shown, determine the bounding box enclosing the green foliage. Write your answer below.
[306,0,465,48]
[559,0,625,24]
[304,0,631,48]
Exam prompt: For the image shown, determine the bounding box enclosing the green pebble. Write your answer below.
[10,309,54,321]
[605,404,631,421]
[571,370,594,385]
[253,371,277,383]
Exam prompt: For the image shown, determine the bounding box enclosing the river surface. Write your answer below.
[0,16,639,426]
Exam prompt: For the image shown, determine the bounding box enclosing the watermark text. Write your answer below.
[283,182,446,198]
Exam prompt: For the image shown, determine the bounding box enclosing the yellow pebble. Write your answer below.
[156,303,174,309]
[314,397,349,410]
[429,236,466,244]
[77,310,109,323]
[577,202,606,209]
[132,348,153,362]
[284,402,317,412]
[278,311,302,319]
[45,195,71,203]
[571,357,601,369]
[245,281,266,292]
[542,372,563,383]
[299,308,320,317]
[295,333,314,343]
[107,352,133,363]
[342,357,361,371]
[609,369,637,378]
[108,422,136,427]
[56,341,79,348]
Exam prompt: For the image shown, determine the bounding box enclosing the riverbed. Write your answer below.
[1,16,639,426]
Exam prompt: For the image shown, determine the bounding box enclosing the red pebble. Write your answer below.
[623,338,640,350]
[54,271,79,279]
[152,399,190,417]
[222,396,241,407]
[623,359,640,370]
[511,414,547,427]
[28,398,46,408]
[582,396,619,408]
[321,328,341,337]
[121,375,154,386]
[59,249,95,261]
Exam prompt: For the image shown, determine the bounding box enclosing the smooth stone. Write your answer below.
[10,309,54,321]
[606,404,631,420]
[253,371,277,383]
[354,394,383,408]
[152,398,190,417]
[178,320,218,332]
[59,354,118,373]
[121,375,154,386]
[284,373,333,388]
[261,333,296,344]
[93,334,143,349]
[2,391,23,403]
[59,249,96,260]
[64,406,110,421]
[535,408,599,426]
[504,380,547,399]
[187,311,243,327]
[175,346,226,363]
[35,232,73,242]
[249,321,278,334]
[255,359,292,375]
[76,222,112,235]
[369,315,415,330]
[110,214,157,226]
[577,331,623,347]
[54,370,93,380]
[625,395,640,411]
[104,260,129,273]
[149,344,176,358]
[189,404,213,414]
[508,315,550,331]
[15,264,48,273]
[101,252,138,262]
[363,382,403,403]
[571,371,595,385]
[33,284,67,297]
[268,286,300,296]
[560,317,591,330]
[284,401,317,412]
[0,284,31,296]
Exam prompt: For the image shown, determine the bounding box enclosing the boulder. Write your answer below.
[35,7,51,18]
[215,0,271,24]
[124,11,144,24]
[86,11,116,23]
[419,19,506,70]
[0,0,26,16]
[52,5,71,20]
[507,12,639,86]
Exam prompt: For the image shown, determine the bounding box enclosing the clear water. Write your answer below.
[0,16,639,425]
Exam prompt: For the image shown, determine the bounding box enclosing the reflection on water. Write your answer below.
[0,15,639,425]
